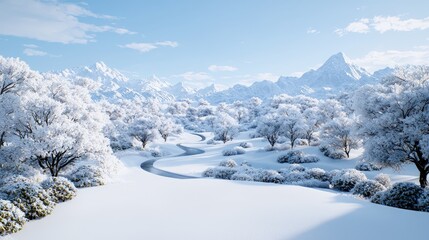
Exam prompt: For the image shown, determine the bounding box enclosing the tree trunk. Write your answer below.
[419,169,428,188]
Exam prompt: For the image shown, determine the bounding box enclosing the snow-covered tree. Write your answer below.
[129,117,158,148]
[278,104,306,149]
[321,115,359,158]
[302,107,323,145]
[354,66,429,187]
[256,113,283,147]
[158,117,183,142]
[213,112,239,143]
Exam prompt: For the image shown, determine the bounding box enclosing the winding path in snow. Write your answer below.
[140,133,205,179]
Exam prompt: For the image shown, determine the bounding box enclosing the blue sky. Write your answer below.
[1,0,429,89]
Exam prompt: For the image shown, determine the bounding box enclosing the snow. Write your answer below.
[6,132,428,240]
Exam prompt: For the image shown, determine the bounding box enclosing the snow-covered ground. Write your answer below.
[5,132,429,240]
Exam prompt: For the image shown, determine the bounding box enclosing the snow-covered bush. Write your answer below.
[41,177,77,203]
[253,170,284,183]
[222,147,246,156]
[374,173,392,188]
[1,182,55,220]
[305,168,330,182]
[352,180,386,198]
[231,173,253,181]
[218,159,238,168]
[277,151,319,164]
[331,169,367,192]
[417,191,429,212]
[295,179,330,188]
[280,164,307,172]
[371,182,425,211]
[202,168,215,178]
[212,167,238,180]
[280,171,309,183]
[277,150,304,163]
[355,161,382,171]
[319,144,347,159]
[294,139,308,146]
[149,147,164,157]
[68,165,106,188]
[206,139,222,145]
[239,142,253,148]
[0,200,26,236]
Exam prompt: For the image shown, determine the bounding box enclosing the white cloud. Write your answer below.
[121,41,178,53]
[0,0,134,44]
[121,43,158,53]
[336,16,429,36]
[155,41,178,47]
[346,18,370,33]
[352,48,429,73]
[372,16,429,33]
[23,48,47,56]
[208,65,238,72]
[307,28,320,34]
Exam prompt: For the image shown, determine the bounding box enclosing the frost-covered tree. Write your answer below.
[213,112,239,143]
[256,113,283,147]
[321,115,359,158]
[302,107,323,145]
[129,117,158,148]
[355,66,429,187]
[158,117,183,142]
[278,105,306,149]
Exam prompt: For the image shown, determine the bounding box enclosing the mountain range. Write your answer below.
[58,52,395,103]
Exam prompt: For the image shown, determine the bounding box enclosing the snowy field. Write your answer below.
[5,132,429,240]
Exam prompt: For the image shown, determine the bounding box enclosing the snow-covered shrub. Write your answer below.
[294,139,308,146]
[202,168,215,178]
[1,182,55,220]
[231,173,253,181]
[303,156,320,163]
[0,200,26,236]
[213,167,238,180]
[305,168,330,182]
[319,144,347,159]
[218,159,238,168]
[281,171,309,183]
[273,143,291,151]
[281,164,307,172]
[277,150,304,163]
[417,191,429,212]
[222,147,246,156]
[371,182,425,211]
[277,150,319,164]
[294,179,330,189]
[253,170,284,183]
[239,142,253,148]
[331,169,367,192]
[352,180,386,198]
[68,165,106,188]
[41,177,77,203]
[206,139,221,145]
[150,147,164,157]
[374,173,392,188]
[355,161,382,171]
